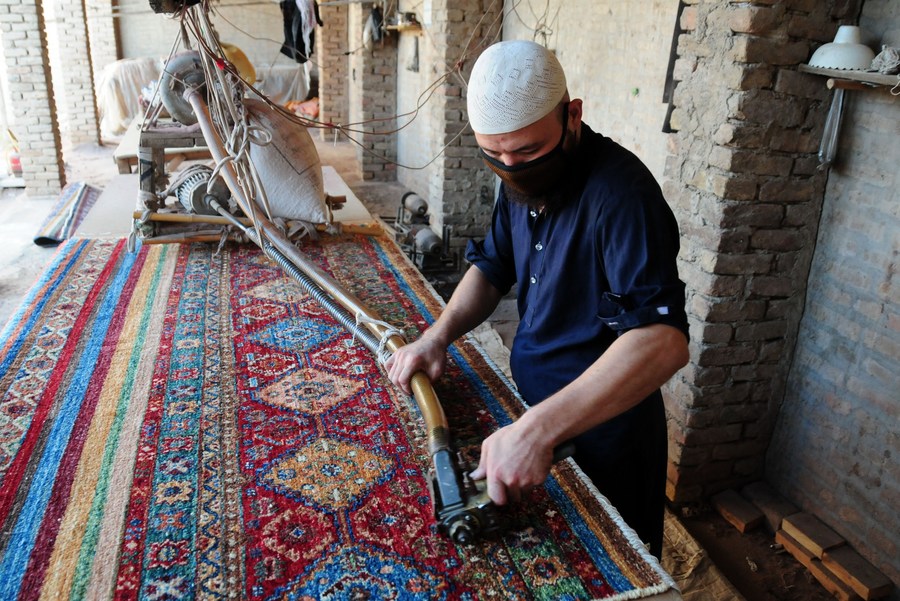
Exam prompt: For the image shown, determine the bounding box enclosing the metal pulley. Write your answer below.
[175,167,231,216]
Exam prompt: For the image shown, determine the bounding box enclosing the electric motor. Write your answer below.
[175,168,230,216]
[402,192,428,216]
[414,228,442,255]
[160,51,206,125]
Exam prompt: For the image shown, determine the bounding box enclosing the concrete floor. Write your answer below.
[0,135,743,601]
[0,142,122,327]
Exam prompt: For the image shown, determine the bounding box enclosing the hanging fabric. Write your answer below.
[362,5,383,51]
[280,0,323,64]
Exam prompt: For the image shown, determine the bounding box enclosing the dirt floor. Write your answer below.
[678,508,836,601]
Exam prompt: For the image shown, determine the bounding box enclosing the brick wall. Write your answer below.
[347,2,397,181]
[503,0,678,183]
[45,0,99,145]
[0,0,65,197]
[766,1,900,589]
[394,0,500,240]
[663,0,855,502]
[316,3,349,137]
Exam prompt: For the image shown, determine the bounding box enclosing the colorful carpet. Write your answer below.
[0,235,677,600]
[33,182,102,247]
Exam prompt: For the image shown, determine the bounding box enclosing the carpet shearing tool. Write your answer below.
[187,86,577,545]
[182,85,507,544]
[151,5,571,542]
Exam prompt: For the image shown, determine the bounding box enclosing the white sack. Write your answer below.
[245,99,329,224]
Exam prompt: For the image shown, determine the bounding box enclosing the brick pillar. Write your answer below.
[0,0,66,197]
[316,2,349,138]
[85,0,119,93]
[348,2,397,181]
[427,0,501,241]
[46,0,99,145]
[662,0,860,502]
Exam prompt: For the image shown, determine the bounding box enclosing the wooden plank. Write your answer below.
[778,530,863,601]
[740,481,799,533]
[776,529,815,570]
[711,489,764,533]
[114,117,144,173]
[798,64,899,87]
[809,558,864,601]
[782,512,845,558]
[823,545,894,600]
[115,114,212,175]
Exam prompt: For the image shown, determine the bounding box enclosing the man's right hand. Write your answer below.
[385,334,447,395]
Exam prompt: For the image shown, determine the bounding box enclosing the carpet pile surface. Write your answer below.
[0,235,676,600]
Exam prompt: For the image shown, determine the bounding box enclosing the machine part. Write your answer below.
[402,224,460,275]
[149,0,200,14]
[160,51,206,125]
[402,192,428,216]
[414,228,442,255]
[175,167,231,216]
[431,441,575,544]
[430,450,498,544]
[398,191,429,226]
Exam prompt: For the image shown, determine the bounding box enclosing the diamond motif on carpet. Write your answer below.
[261,437,393,509]
[259,366,367,413]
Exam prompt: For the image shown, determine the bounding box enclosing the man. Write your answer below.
[386,40,689,558]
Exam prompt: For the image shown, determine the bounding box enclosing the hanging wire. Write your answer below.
[152,0,543,174]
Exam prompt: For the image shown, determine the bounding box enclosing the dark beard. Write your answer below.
[501,137,580,213]
[504,185,568,213]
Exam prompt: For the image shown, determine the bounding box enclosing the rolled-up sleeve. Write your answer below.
[594,180,689,340]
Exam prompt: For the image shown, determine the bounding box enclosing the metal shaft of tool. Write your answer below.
[207,196,385,355]
[185,88,451,455]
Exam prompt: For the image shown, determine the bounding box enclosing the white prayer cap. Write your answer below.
[467,40,567,135]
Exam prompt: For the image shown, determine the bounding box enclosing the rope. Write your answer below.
[137,190,159,209]
[128,207,154,252]
[354,312,405,366]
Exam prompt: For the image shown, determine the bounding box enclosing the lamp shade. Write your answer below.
[808,25,875,70]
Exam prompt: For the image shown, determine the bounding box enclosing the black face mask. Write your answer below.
[480,104,570,197]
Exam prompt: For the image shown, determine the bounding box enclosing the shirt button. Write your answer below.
[529,210,537,217]
[535,242,543,251]
[530,276,537,284]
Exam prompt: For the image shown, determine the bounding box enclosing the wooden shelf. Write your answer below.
[384,23,422,34]
[799,64,899,88]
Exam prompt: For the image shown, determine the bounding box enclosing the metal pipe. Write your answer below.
[184,88,451,454]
